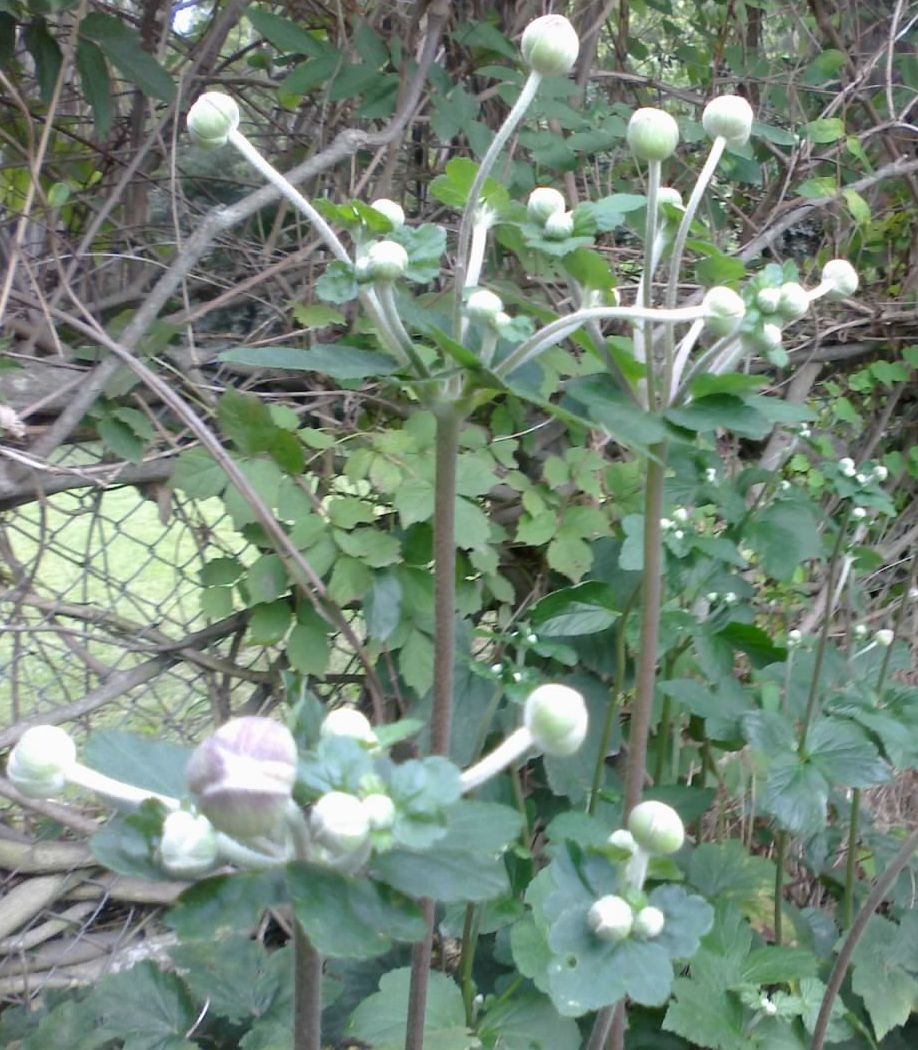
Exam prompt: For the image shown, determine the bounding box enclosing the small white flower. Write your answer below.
[632,906,666,939]
[627,108,680,162]
[526,633,538,644]
[779,479,792,491]
[756,287,781,314]
[856,473,868,484]
[759,996,778,1017]
[838,458,856,477]
[851,506,868,520]
[521,14,580,76]
[702,95,754,147]
[706,591,719,603]
[874,629,894,648]
[321,708,377,746]
[587,895,634,942]
[738,546,754,562]
[787,629,802,647]
[490,663,502,674]
[524,683,588,757]
[370,198,405,229]
[512,671,523,682]
[798,425,812,439]
[672,507,690,524]
[673,529,685,540]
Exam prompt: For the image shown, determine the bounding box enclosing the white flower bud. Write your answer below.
[627,800,685,855]
[908,587,918,601]
[702,95,754,147]
[7,725,77,798]
[320,707,377,746]
[872,464,888,482]
[466,288,504,323]
[362,792,396,831]
[724,591,738,605]
[657,187,683,211]
[703,286,746,337]
[187,92,240,150]
[587,895,634,942]
[520,14,580,77]
[158,811,219,878]
[760,996,778,1017]
[608,829,637,854]
[660,517,674,531]
[779,479,791,490]
[627,108,680,162]
[851,506,868,520]
[787,629,802,647]
[821,259,859,299]
[854,623,868,639]
[838,457,856,477]
[632,905,666,939]
[523,683,588,757]
[370,198,405,229]
[778,282,809,321]
[753,322,782,352]
[704,467,718,483]
[856,473,868,484]
[365,240,409,281]
[310,790,371,863]
[874,629,894,648]
[673,529,685,540]
[527,186,566,224]
[186,717,298,841]
[706,591,719,603]
[672,507,690,524]
[798,425,812,439]
[494,310,513,330]
[543,210,574,240]
[756,287,781,314]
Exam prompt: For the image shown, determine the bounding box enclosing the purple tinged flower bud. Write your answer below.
[627,800,685,855]
[158,810,219,878]
[702,95,754,147]
[521,15,580,77]
[310,790,371,865]
[778,282,809,321]
[543,210,574,240]
[703,286,746,337]
[821,259,858,299]
[627,108,680,162]
[320,708,377,746]
[365,240,409,281]
[587,895,634,942]
[370,198,405,229]
[527,187,566,224]
[7,725,76,798]
[523,683,588,757]
[633,905,666,939]
[186,717,298,840]
[187,92,240,150]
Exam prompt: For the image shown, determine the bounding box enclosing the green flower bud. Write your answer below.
[543,210,574,240]
[875,629,894,648]
[466,288,504,323]
[158,810,219,878]
[186,717,298,841]
[587,895,634,942]
[365,240,409,281]
[703,286,746,337]
[627,800,685,855]
[362,792,396,831]
[320,707,377,746]
[632,905,665,939]
[756,287,781,314]
[310,790,371,867]
[821,259,858,299]
[608,828,637,854]
[754,322,782,352]
[7,725,76,798]
[777,282,809,321]
[523,683,588,757]
[702,95,754,147]
[521,14,580,77]
[627,108,680,162]
[527,186,566,224]
[370,198,405,229]
[187,92,240,150]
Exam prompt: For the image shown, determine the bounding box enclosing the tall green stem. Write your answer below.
[405,402,463,1050]
[623,444,668,815]
[774,830,788,945]
[639,160,661,408]
[293,924,323,1050]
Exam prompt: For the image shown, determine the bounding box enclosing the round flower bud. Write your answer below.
[627,800,685,855]
[370,198,405,229]
[751,322,782,352]
[320,707,377,746]
[703,286,746,338]
[543,210,574,240]
[874,629,894,648]
[310,790,371,861]
[657,187,683,211]
[467,288,504,323]
[873,464,889,482]
[587,895,634,942]
[627,108,680,162]
[778,282,809,321]
[527,187,566,224]
[608,828,637,854]
[851,506,867,520]
[632,905,666,939]
[523,683,588,757]
[158,811,219,878]
[756,287,781,314]
[854,623,868,639]
[821,259,859,299]
[838,457,856,477]
[362,792,396,831]
[7,725,76,798]
[187,92,240,150]
[186,717,298,841]
[702,95,754,147]
[520,14,580,77]
[365,240,409,281]
[787,629,802,647]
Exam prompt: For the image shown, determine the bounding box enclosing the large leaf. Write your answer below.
[370,846,510,902]
[167,870,288,939]
[219,344,401,379]
[477,990,581,1050]
[84,730,191,798]
[806,717,890,788]
[80,13,175,101]
[90,961,197,1050]
[76,38,113,137]
[530,581,619,637]
[745,502,823,581]
[760,753,828,837]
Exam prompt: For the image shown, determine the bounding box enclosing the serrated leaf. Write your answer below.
[89,961,197,1050]
[171,448,226,498]
[760,753,828,836]
[806,717,890,788]
[167,871,288,939]
[745,502,823,581]
[688,841,775,913]
[364,569,402,641]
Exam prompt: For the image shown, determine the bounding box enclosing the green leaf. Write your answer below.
[695,254,747,286]
[347,967,480,1050]
[167,871,288,939]
[335,526,401,567]
[219,345,401,379]
[478,990,581,1050]
[171,448,226,498]
[23,18,61,102]
[399,628,435,696]
[666,395,771,439]
[392,223,448,283]
[291,303,346,328]
[246,553,289,604]
[84,730,191,798]
[247,8,325,55]
[98,415,145,462]
[688,841,775,914]
[371,846,509,903]
[365,569,402,641]
[90,801,167,880]
[428,156,509,211]
[80,13,175,101]
[805,118,845,143]
[806,717,890,787]
[851,914,918,1040]
[530,582,619,637]
[741,946,819,985]
[659,679,750,741]
[89,961,197,1050]
[200,556,243,587]
[316,260,360,303]
[745,502,822,581]
[649,883,716,959]
[287,608,330,676]
[76,39,113,137]
[760,753,828,836]
[248,601,293,645]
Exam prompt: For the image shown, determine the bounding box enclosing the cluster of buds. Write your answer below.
[526,187,574,241]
